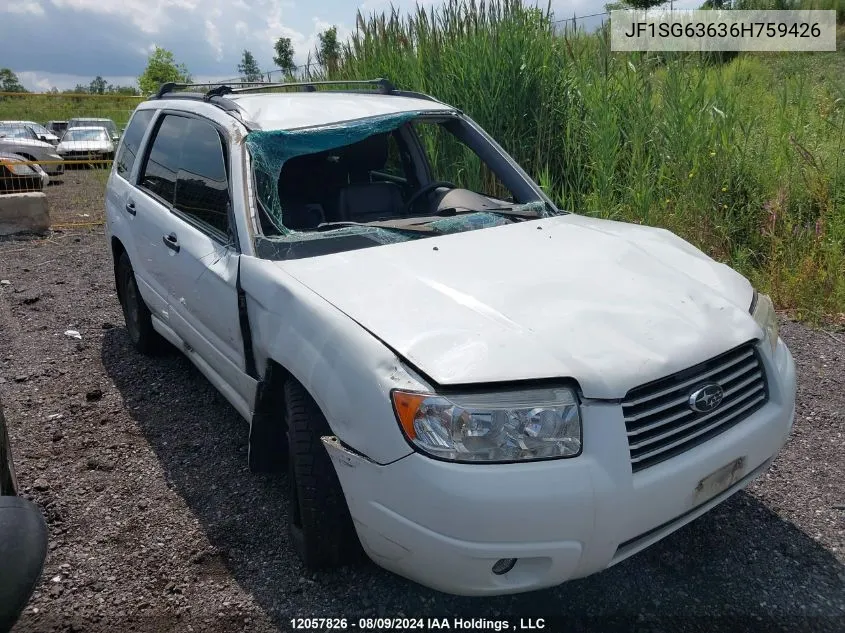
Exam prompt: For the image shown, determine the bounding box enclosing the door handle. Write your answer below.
[162,232,180,253]
[125,201,136,216]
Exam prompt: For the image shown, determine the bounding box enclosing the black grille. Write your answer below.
[61,151,96,159]
[622,342,768,472]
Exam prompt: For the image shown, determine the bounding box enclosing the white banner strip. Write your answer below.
[610,9,837,52]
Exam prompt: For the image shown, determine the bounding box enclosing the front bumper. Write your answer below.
[326,339,797,596]
[42,160,64,176]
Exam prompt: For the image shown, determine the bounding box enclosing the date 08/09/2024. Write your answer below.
[289,618,547,631]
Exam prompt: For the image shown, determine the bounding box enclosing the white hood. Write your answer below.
[58,140,113,153]
[0,138,54,151]
[278,214,761,399]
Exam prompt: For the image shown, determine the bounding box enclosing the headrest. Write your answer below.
[340,133,389,175]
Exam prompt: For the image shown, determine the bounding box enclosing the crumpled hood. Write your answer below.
[278,214,761,399]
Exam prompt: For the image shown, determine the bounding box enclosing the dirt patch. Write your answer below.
[0,174,843,633]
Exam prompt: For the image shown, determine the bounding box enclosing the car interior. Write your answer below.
[254,118,532,239]
[271,130,415,232]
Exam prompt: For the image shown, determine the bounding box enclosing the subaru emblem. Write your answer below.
[688,383,724,413]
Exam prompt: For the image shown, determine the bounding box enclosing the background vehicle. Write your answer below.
[66,117,120,142]
[0,153,48,193]
[0,127,64,176]
[0,121,59,146]
[45,121,68,138]
[0,397,48,633]
[57,126,115,164]
[105,80,797,597]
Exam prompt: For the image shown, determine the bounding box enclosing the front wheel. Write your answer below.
[285,379,362,569]
[116,252,164,355]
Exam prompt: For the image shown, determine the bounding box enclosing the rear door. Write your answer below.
[105,108,160,310]
[134,113,255,413]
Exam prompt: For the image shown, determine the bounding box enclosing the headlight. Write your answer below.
[5,163,34,176]
[751,290,778,354]
[391,387,582,462]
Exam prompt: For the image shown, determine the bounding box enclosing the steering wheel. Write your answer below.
[405,180,456,213]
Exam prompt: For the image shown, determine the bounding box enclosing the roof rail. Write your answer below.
[225,78,397,95]
[152,78,443,103]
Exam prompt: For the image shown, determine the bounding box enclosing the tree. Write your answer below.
[273,37,297,77]
[89,75,107,94]
[108,84,140,96]
[316,26,340,74]
[0,68,26,93]
[238,49,263,82]
[624,0,669,7]
[138,46,191,94]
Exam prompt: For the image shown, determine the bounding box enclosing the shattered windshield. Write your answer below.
[245,111,558,260]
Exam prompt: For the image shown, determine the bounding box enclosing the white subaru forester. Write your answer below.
[104,79,797,596]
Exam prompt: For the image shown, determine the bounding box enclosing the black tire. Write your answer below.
[116,252,164,355]
[285,379,362,568]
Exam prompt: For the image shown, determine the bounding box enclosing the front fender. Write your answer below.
[239,256,423,465]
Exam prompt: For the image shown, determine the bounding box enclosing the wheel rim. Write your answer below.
[122,274,141,344]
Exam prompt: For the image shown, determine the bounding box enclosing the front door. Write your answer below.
[134,112,256,414]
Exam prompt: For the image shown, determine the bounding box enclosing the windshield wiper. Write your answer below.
[315,220,437,234]
[433,206,543,220]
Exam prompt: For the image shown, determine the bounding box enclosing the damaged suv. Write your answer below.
[104,79,797,596]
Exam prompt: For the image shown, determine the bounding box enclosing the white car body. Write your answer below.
[0,129,64,177]
[0,120,60,145]
[66,118,120,142]
[104,86,797,596]
[56,126,115,160]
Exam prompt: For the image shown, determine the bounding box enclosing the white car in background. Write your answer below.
[56,127,116,164]
[0,121,60,145]
[0,126,64,176]
[66,117,121,143]
[104,80,797,597]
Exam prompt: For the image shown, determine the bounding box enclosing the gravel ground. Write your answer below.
[0,170,843,633]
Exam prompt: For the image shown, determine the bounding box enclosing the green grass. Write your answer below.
[0,93,142,129]
[337,1,845,321]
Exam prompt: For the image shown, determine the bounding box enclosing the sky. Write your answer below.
[1,0,699,92]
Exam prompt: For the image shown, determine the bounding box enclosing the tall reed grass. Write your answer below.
[338,0,845,320]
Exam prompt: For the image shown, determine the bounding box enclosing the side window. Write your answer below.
[116,109,154,178]
[173,118,230,237]
[140,114,182,205]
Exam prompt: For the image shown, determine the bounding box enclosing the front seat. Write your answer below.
[336,134,404,223]
[277,155,326,231]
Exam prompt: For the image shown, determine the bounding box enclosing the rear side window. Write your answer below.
[140,114,182,204]
[139,114,230,238]
[116,110,154,179]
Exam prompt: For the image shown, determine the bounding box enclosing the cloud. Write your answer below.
[48,0,200,33]
[205,7,224,61]
[2,1,45,15]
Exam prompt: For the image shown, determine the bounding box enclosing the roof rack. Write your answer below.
[227,78,397,95]
[151,78,442,104]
